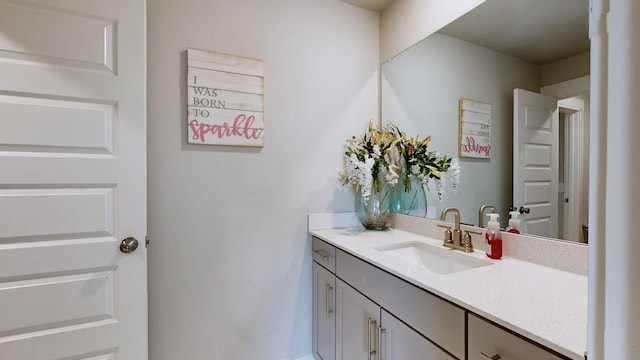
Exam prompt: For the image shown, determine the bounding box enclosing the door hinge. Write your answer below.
[145,235,149,248]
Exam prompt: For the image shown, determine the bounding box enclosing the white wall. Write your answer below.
[147,1,379,359]
[382,33,540,225]
[541,50,590,86]
[598,0,640,357]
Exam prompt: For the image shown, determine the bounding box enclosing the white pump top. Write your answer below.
[486,213,500,230]
[508,211,521,230]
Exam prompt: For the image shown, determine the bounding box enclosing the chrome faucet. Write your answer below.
[478,205,497,228]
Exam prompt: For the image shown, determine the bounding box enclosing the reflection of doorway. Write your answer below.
[558,97,588,243]
[513,86,589,242]
[542,76,590,243]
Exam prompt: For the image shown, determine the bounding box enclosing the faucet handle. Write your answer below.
[438,225,453,248]
[438,225,453,245]
[462,230,482,253]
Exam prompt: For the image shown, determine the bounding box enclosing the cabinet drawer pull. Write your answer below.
[367,317,377,358]
[325,284,333,317]
[314,249,329,261]
[481,353,501,360]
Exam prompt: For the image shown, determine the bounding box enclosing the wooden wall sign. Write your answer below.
[187,48,264,147]
[459,98,491,159]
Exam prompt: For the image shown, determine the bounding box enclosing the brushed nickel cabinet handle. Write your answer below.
[314,250,329,261]
[367,317,377,358]
[325,284,333,317]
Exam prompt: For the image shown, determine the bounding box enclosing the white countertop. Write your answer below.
[310,226,587,360]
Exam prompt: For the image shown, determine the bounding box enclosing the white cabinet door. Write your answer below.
[468,314,564,360]
[380,309,455,360]
[0,1,147,359]
[313,262,336,360]
[336,279,381,360]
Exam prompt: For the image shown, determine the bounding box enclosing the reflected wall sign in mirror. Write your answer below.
[381,0,589,243]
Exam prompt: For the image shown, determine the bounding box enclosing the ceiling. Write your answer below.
[342,0,589,65]
[439,0,589,65]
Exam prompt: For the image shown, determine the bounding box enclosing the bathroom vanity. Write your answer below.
[309,214,587,360]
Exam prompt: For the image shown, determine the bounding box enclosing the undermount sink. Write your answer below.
[374,241,493,275]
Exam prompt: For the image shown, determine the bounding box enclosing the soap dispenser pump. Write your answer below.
[506,211,521,234]
[485,213,502,259]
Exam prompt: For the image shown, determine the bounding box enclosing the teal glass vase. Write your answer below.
[355,180,392,231]
[390,176,427,217]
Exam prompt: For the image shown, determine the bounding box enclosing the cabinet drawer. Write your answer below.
[381,309,456,360]
[313,237,336,273]
[336,249,465,359]
[468,313,565,360]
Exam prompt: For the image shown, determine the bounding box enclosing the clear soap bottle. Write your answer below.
[485,213,502,259]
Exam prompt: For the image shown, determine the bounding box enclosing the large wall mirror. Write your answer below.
[381,0,590,243]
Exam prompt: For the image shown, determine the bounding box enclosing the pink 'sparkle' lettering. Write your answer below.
[462,136,491,157]
[189,114,264,142]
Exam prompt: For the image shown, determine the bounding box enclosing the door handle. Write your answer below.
[519,206,530,214]
[120,237,139,253]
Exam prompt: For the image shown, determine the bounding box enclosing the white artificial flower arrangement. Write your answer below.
[341,122,461,202]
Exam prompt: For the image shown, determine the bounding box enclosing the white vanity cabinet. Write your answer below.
[467,314,565,360]
[335,278,454,360]
[313,236,464,360]
[310,226,585,360]
[336,247,465,359]
[312,237,570,360]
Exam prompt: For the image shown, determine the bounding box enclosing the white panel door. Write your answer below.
[513,89,559,238]
[0,0,147,359]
